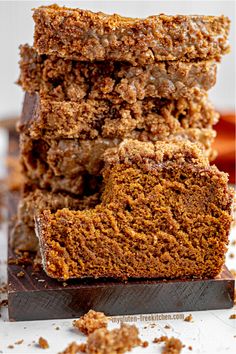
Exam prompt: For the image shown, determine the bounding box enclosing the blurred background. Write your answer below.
[0,0,235,180]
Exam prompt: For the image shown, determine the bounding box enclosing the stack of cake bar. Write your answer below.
[12,5,233,280]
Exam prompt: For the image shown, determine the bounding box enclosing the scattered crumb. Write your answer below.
[188,346,193,351]
[62,323,141,354]
[153,336,168,343]
[7,345,14,349]
[162,337,183,354]
[229,314,236,319]
[15,339,24,345]
[229,253,235,259]
[17,271,25,278]
[142,341,149,348]
[184,314,193,322]
[86,323,141,354]
[164,324,171,329]
[73,310,108,335]
[150,323,156,328]
[231,240,236,246]
[63,282,68,287]
[38,337,49,349]
[55,326,60,330]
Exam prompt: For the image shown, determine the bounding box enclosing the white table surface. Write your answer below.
[0,129,235,354]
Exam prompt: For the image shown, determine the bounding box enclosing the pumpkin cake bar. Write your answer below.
[18,44,217,103]
[35,140,233,281]
[11,189,100,252]
[33,5,230,64]
[18,92,218,140]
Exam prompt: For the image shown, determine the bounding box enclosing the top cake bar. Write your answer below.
[33,5,230,65]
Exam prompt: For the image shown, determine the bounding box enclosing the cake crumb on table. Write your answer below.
[162,337,183,354]
[85,323,141,354]
[61,323,141,354]
[142,340,149,348]
[153,336,168,343]
[38,337,49,349]
[15,339,24,345]
[229,314,236,319]
[184,314,193,322]
[73,310,108,335]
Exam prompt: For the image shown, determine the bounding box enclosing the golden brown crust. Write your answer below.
[33,5,230,64]
[18,44,217,103]
[35,140,233,281]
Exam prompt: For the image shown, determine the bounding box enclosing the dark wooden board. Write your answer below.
[6,130,235,321]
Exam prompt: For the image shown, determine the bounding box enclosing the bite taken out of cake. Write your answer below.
[35,140,233,281]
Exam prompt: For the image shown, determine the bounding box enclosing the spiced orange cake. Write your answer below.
[35,140,233,281]
[33,5,230,64]
[18,44,217,103]
[18,91,218,140]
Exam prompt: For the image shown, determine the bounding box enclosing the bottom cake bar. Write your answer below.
[35,140,233,281]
